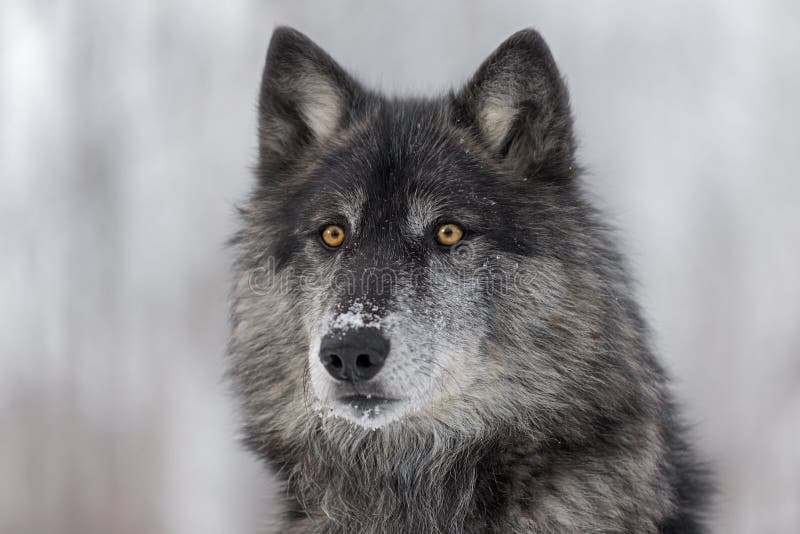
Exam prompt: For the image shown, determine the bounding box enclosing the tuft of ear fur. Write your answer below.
[258,27,363,171]
[453,29,576,179]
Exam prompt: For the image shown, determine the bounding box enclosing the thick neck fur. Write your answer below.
[288,427,498,533]
[272,409,682,534]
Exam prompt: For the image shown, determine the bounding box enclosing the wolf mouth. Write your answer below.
[329,394,407,425]
[338,394,399,412]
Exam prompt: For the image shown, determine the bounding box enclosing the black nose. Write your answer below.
[319,328,389,382]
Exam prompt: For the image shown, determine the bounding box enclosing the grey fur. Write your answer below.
[228,27,710,533]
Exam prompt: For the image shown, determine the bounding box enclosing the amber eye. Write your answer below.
[321,225,345,248]
[435,223,464,246]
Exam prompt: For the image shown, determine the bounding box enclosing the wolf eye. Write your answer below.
[321,225,345,248]
[435,223,463,246]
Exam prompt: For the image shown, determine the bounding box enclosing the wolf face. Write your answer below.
[289,100,559,430]
[230,27,709,533]
[234,27,593,431]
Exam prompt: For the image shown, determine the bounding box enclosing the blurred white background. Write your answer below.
[2,1,798,532]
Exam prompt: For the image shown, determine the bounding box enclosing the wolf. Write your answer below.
[228,26,710,533]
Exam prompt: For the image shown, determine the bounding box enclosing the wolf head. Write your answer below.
[231,28,648,443]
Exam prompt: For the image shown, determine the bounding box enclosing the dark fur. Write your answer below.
[228,27,711,533]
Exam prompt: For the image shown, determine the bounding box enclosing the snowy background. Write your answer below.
[2,1,798,532]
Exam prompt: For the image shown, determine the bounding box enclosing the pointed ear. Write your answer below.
[258,27,362,171]
[453,29,576,179]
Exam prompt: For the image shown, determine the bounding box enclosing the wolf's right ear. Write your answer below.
[257,27,362,171]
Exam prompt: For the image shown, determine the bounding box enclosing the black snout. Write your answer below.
[319,328,389,382]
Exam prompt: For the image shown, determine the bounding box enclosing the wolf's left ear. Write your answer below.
[453,29,576,179]
[258,27,363,171]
